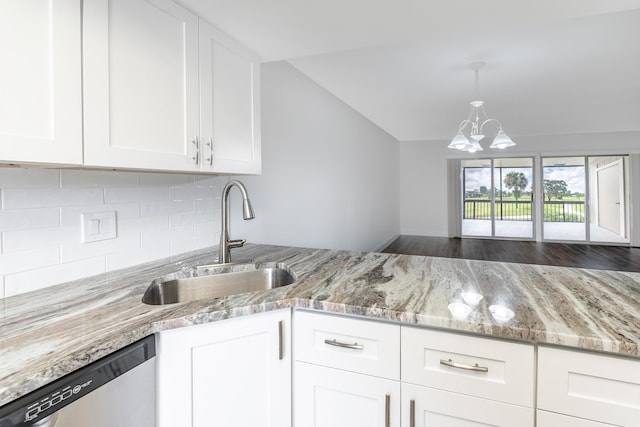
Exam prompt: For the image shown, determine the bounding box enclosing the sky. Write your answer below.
[464,166,585,194]
[464,167,533,193]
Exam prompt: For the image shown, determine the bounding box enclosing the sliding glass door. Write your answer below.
[457,155,632,245]
[462,158,534,239]
[542,157,586,241]
[542,155,629,243]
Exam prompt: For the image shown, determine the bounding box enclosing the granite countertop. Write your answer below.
[1,243,640,406]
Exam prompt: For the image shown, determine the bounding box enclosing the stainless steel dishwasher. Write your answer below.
[0,335,156,427]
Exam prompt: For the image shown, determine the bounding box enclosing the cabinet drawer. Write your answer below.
[537,410,618,427]
[293,310,400,379]
[538,346,640,427]
[402,383,534,427]
[401,326,534,406]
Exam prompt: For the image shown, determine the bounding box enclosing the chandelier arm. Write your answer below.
[479,118,503,133]
[457,119,473,132]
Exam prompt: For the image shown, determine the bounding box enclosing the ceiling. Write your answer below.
[179,0,640,141]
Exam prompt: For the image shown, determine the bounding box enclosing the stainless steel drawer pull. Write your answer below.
[409,399,415,427]
[324,338,364,350]
[385,394,390,427]
[440,358,489,373]
[278,320,284,360]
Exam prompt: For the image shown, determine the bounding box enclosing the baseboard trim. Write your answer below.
[373,234,400,252]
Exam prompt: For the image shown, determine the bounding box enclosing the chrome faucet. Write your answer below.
[219,180,255,264]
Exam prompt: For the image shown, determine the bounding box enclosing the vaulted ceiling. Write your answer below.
[179,0,640,141]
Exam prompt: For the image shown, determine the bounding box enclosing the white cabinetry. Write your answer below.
[83,0,260,173]
[156,309,291,427]
[293,311,401,427]
[199,21,261,174]
[295,362,400,427]
[293,311,535,427]
[401,326,535,427]
[537,411,618,427]
[83,0,200,172]
[402,383,532,427]
[537,346,640,427]
[0,0,82,165]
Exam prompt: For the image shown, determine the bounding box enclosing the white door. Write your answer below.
[0,0,82,165]
[199,21,261,174]
[83,0,200,171]
[596,160,624,236]
[401,383,533,427]
[156,310,291,427]
[294,362,400,427]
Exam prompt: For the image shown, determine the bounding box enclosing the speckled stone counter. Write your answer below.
[1,244,640,407]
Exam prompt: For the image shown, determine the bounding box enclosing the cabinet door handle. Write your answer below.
[191,136,199,165]
[206,137,213,166]
[440,358,488,373]
[278,320,284,360]
[385,394,390,427]
[410,399,415,427]
[324,338,364,350]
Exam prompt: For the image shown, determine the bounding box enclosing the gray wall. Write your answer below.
[230,61,400,251]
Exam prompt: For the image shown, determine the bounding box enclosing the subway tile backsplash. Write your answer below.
[0,168,228,298]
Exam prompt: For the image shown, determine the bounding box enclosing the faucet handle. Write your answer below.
[227,239,246,249]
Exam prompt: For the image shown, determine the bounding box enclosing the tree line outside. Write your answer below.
[464,171,585,221]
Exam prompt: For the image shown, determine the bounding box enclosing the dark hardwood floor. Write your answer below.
[382,235,640,272]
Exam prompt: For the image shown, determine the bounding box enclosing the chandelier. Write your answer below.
[448,61,515,153]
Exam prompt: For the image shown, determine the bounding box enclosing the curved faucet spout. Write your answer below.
[219,180,254,264]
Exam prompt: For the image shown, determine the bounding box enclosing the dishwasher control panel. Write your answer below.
[24,379,93,422]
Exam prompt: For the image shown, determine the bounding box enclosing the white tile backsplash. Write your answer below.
[0,169,60,188]
[0,168,228,298]
[0,208,59,232]
[2,188,105,209]
[4,257,106,297]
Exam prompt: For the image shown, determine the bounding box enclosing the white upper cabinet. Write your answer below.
[83,0,261,173]
[0,0,82,165]
[199,21,261,174]
[83,0,200,172]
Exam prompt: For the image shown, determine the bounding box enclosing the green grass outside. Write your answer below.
[464,197,585,222]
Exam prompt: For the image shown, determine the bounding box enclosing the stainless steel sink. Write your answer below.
[142,262,296,305]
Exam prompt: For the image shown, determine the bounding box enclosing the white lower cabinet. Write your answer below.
[292,310,535,427]
[294,362,400,427]
[537,410,619,427]
[537,346,640,427]
[155,309,639,427]
[156,309,291,427]
[401,325,535,427]
[403,383,533,427]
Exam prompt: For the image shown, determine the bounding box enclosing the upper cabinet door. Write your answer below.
[0,0,82,165]
[83,0,200,171]
[199,21,261,174]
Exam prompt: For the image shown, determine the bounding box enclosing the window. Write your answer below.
[462,158,534,239]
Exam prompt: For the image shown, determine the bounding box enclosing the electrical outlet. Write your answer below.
[81,211,117,243]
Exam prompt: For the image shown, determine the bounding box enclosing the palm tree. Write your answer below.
[504,172,529,208]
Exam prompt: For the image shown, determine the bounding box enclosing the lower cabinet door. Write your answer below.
[401,383,533,427]
[156,309,291,427]
[294,362,400,427]
[537,411,620,427]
